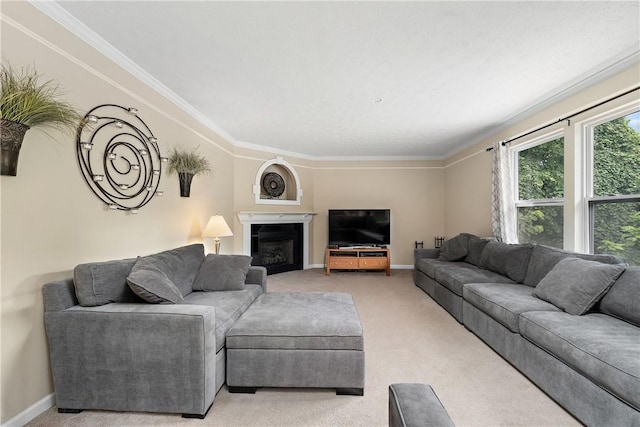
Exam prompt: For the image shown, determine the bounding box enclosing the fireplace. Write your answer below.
[237,212,316,273]
[251,223,303,274]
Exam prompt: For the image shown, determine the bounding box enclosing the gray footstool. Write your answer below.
[389,383,455,427]
[226,292,365,395]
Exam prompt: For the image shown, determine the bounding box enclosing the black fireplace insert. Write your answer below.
[250,223,303,275]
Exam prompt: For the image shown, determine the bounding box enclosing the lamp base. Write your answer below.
[214,238,221,255]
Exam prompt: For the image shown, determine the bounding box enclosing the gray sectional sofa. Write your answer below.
[414,234,640,426]
[43,244,267,418]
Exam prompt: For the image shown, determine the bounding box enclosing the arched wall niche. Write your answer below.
[253,156,302,205]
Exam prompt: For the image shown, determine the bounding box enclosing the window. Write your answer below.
[587,110,640,265]
[514,136,564,248]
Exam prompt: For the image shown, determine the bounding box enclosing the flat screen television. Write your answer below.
[328,209,390,247]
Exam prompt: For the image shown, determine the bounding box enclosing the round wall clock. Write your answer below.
[262,172,285,197]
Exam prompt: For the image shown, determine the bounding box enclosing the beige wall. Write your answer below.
[443,64,640,245]
[1,2,639,424]
[311,162,444,266]
[0,3,237,423]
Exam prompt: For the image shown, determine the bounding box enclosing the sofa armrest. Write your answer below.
[246,266,267,293]
[414,248,440,264]
[43,279,78,312]
[45,303,217,415]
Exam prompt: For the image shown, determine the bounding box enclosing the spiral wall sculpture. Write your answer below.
[77,104,166,212]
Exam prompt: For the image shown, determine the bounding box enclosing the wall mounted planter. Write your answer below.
[178,172,194,197]
[0,119,30,176]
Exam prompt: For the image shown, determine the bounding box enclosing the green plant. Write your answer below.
[1,63,80,131]
[166,145,211,176]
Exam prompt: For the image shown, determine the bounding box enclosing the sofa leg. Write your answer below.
[182,413,205,419]
[182,401,214,419]
[58,408,83,414]
[228,386,257,394]
[337,388,364,396]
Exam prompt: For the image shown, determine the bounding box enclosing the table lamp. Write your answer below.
[203,215,233,254]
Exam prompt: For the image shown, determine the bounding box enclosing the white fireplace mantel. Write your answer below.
[237,212,316,269]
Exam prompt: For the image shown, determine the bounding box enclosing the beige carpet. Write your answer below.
[28,269,580,427]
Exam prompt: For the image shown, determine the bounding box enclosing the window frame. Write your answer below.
[512,130,566,246]
[582,105,640,254]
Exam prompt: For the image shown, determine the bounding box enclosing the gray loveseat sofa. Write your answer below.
[43,244,267,418]
[414,234,640,426]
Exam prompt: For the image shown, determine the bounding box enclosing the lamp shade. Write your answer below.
[203,215,233,238]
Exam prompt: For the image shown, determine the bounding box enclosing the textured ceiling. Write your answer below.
[45,1,640,159]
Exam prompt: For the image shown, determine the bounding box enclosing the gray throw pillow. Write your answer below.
[599,266,639,326]
[438,234,470,261]
[464,236,490,267]
[480,241,534,283]
[533,257,626,315]
[127,257,185,304]
[192,254,252,291]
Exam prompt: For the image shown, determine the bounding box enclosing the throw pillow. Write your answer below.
[533,257,626,315]
[464,236,490,267]
[127,257,185,304]
[438,234,470,261]
[599,266,639,327]
[192,254,252,291]
[480,241,534,283]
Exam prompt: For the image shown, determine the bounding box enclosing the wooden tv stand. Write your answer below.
[325,247,390,276]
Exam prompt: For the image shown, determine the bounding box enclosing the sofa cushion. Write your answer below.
[599,266,640,327]
[139,244,205,297]
[463,283,560,332]
[523,244,626,287]
[464,235,490,267]
[193,254,252,291]
[533,258,625,315]
[73,258,138,306]
[519,311,640,411]
[127,257,185,304]
[415,258,453,279]
[183,284,264,352]
[433,262,515,296]
[438,233,470,261]
[480,241,534,283]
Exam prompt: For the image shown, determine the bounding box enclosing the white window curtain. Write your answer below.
[491,141,517,243]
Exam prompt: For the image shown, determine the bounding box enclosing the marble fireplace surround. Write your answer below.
[237,212,316,269]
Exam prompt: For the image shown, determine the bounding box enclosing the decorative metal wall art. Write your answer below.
[77,104,166,212]
[262,172,285,198]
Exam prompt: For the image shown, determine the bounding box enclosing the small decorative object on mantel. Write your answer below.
[76,104,165,212]
[1,63,80,176]
[166,145,211,197]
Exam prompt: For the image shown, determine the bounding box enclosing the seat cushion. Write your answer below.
[415,258,452,278]
[226,292,363,351]
[183,284,262,352]
[519,311,640,410]
[434,263,515,296]
[463,283,560,332]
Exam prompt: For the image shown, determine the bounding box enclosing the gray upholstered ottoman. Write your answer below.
[226,292,365,395]
[389,383,455,427]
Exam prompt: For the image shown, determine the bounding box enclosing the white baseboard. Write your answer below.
[2,393,54,427]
